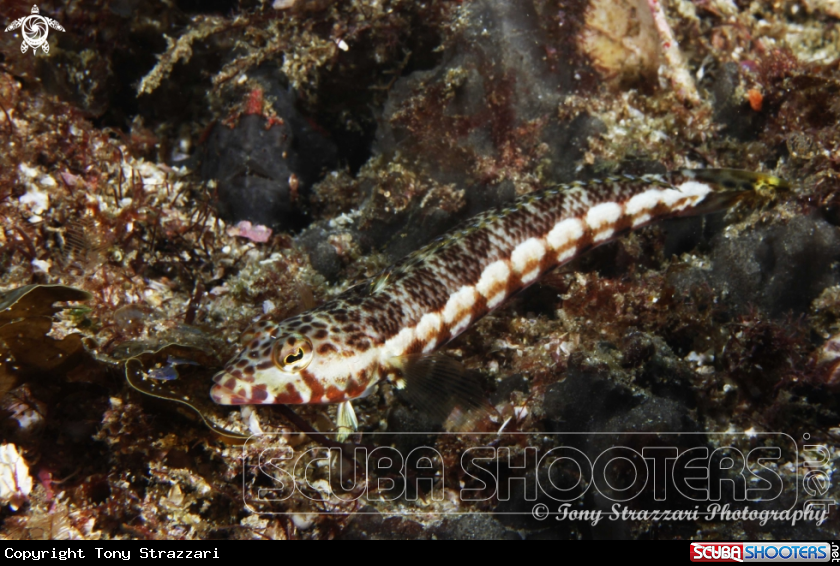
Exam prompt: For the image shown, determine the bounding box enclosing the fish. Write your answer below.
[210,168,787,433]
[144,356,202,381]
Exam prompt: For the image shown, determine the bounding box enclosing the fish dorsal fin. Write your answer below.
[369,267,393,295]
[391,353,491,431]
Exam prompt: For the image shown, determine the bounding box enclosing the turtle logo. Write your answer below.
[4,5,65,55]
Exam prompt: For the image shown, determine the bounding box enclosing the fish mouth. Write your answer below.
[210,370,251,405]
[211,368,230,385]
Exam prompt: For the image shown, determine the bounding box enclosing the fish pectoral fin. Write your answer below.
[392,353,491,432]
[336,400,358,443]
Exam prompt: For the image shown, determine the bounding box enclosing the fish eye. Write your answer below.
[284,349,304,364]
[271,334,314,372]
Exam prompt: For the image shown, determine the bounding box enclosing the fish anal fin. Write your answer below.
[336,400,358,443]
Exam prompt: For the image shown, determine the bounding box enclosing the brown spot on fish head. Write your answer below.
[325,385,345,403]
[211,369,228,384]
[211,381,251,405]
[274,383,303,404]
[318,343,338,355]
[250,384,269,403]
[346,332,371,349]
[346,376,365,398]
[301,369,324,403]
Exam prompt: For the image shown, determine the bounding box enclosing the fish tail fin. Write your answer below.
[676,168,789,215]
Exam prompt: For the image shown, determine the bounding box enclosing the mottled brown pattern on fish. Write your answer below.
[301,369,324,403]
[276,384,303,404]
[211,169,787,406]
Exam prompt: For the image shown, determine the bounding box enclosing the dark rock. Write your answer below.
[490,374,531,405]
[597,396,700,437]
[296,224,348,281]
[712,62,763,140]
[337,507,427,540]
[541,351,641,436]
[433,514,517,540]
[620,332,656,369]
[631,334,698,408]
[710,214,840,317]
[664,214,840,320]
[201,72,337,230]
[384,400,442,459]
[202,113,300,229]
[492,451,584,535]
[660,212,728,259]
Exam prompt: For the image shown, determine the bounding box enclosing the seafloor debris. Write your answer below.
[816,333,840,390]
[1,0,840,541]
[121,342,248,441]
[0,443,31,511]
[227,220,273,244]
[0,285,93,397]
